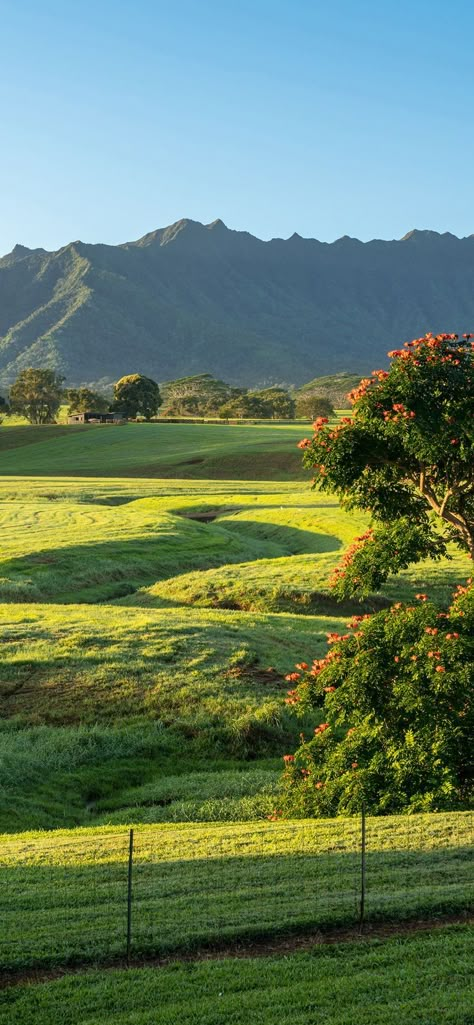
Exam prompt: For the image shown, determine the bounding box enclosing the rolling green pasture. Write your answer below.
[0,421,306,479]
[2,927,473,1025]
[0,422,472,1017]
[1,813,471,969]
[0,466,469,832]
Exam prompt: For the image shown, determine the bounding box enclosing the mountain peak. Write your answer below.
[207,218,228,231]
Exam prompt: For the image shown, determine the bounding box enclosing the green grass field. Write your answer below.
[0,469,469,832]
[0,421,472,1016]
[0,421,307,478]
[1,927,472,1025]
[1,813,472,969]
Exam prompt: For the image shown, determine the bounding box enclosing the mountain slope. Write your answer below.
[1,220,474,388]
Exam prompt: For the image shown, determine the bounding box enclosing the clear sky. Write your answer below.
[1,0,473,253]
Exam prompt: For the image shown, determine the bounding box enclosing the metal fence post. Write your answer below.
[359,803,366,932]
[126,828,134,964]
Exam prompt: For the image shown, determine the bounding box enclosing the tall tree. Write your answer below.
[9,368,64,424]
[110,374,161,419]
[280,333,474,815]
[0,395,9,421]
[299,332,474,592]
[295,394,334,419]
[256,387,296,419]
[65,388,110,413]
[218,392,269,418]
[161,374,238,416]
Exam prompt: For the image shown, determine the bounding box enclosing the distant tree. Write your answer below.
[110,374,161,419]
[9,368,64,424]
[65,388,110,413]
[218,392,269,418]
[256,387,296,419]
[295,394,334,419]
[0,394,9,422]
[162,374,240,416]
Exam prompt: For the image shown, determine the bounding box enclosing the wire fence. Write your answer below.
[0,810,472,972]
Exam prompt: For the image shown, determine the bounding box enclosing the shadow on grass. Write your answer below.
[0,518,344,604]
[1,840,472,971]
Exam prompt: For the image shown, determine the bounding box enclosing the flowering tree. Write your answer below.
[281,584,473,815]
[298,333,474,595]
[280,334,474,815]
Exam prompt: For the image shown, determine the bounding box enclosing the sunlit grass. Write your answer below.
[1,813,471,969]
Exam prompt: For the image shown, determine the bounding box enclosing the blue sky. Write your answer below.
[1,0,473,252]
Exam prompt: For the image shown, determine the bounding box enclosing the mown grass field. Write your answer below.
[0,421,306,479]
[1,813,472,969]
[0,421,472,1016]
[2,927,473,1025]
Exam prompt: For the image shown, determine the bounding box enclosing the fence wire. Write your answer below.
[0,811,472,972]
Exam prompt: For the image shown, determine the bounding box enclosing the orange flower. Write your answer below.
[435,665,446,673]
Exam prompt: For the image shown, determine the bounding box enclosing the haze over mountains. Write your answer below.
[1,218,474,390]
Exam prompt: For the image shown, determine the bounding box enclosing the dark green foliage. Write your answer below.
[219,388,295,419]
[284,335,474,816]
[3,223,474,388]
[297,373,363,409]
[295,394,334,419]
[218,392,269,418]
[254,387,295,419]
[162,373,241,416]
[65,387,110,413]
[0,393,8,420]
[111,374,161,419]
[282,583,473,815]
[9,368,64,424]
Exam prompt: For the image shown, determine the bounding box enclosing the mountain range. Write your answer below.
[1,219,474,390]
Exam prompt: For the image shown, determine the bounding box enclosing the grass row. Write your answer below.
[1,927,473,1024]
[1,813,472,969]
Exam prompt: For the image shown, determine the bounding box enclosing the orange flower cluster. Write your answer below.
[348,377,373,403]
[329,529,374,586]
[383,402,416,423]
[348,613,371,629]
[415,593,429,601]
[314,722,330,736]
[284,689,300,706]
[283,754,295,763]
[267,808,284,821]
[297,438,312,449]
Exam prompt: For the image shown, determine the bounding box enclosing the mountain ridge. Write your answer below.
[1,220,474,389]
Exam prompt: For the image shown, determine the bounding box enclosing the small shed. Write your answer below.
[68,411,126,424]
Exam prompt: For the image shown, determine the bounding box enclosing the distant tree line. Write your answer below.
[0,368,338,425]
